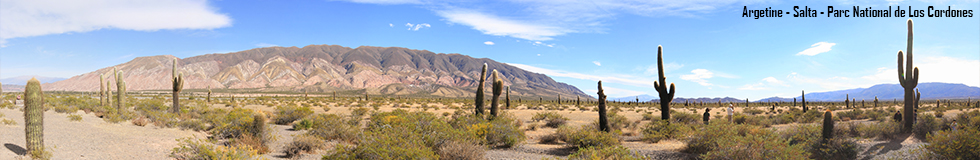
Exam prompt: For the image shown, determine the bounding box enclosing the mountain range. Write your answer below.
[613,82,980,103]
[41,44,591,99]
[1,75,66,85]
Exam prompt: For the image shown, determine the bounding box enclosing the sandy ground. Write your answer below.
[0,100,205,159]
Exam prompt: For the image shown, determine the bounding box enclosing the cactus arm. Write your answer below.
[668,83,675,99]
[911,67,918,88]
[898,51,905,88]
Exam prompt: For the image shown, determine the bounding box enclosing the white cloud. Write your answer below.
[739,77,788,90]
[345,0,761,42]
[863,56,980,87]
[593,61,601,66]
[532,41,555,47]
[255,43,278,47]
[680,69,714,86]
[508,63,654,87]
[0,0,231,46]
[405,23,431,31]
[796,42,836,56]
[483,41,494,45]
[438,10,571,41]
[389,23,393,27]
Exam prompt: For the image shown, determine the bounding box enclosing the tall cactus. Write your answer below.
[116,69,126,112]
[99,73,105,106]
[106,79,112,107]
[172,58,184,114]
[207,86,212,103]
[597,81,610,132]
[653,45,676,121]
[898,19,919,131]
[24,78,44,158]
[845,94,850,109]
[490,70,503,119]
[802,90,808,113]
[474,63,487,115]
[505,86,511,110]
[874,96,879,108]
[822,109,834,140]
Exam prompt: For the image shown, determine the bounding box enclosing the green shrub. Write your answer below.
[837,109,866,120]
[484,115,525,148]
[641,113,656,121]
[913,114,941,140]
[811,137,860,160]
[857,121,902,140]
[558,125,620,149]
[283,135,325,158]
[178,119,208,131]
[170,138,259,160]
[924,127,980,159]
[641,120,688,143]
[702,131,809,160]
[683,122,738,155]
[273,105,313,125]
[327,109,474,159]
[744,108,765,115]
[671,111,701,124]
[304,114,361,142]
[568,146,642,160]
[292,119,314,130]
[532,112,568,128]
[68,114,82,121]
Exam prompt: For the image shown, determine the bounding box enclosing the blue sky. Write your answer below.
[1,0,977,100]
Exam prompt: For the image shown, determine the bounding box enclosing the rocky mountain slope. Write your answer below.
[43,45,590,98]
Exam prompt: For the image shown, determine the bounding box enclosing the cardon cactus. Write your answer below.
[802,90,808,113]
[490,69,503,119]
[597,81,610,132]
[172,58,184,114]
[845,94,850,109]
[703,108,710,124]
[874,96,879,108]
[505,86,511,110]
[106,79,112,107]
[474,63,487,115]
[653,45,676,121]
[898,19,919,131]
[207,86,212,103]
[24,78,44,158]
[823,109,833,140]
[116,69,126,111]
[99,73,105,106]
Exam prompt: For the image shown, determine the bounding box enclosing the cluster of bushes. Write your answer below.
[532,112,568,128]
[680,122,860,159]
[320,109,522,159]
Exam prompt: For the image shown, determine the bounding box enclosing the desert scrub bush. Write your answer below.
[557,125,620,149]
[210,108,273,154]
[170,138,259,160]
[326,109,475,159]
[131,116,150,126]
[568,146,642,160]
[671,111,701,124]
[683,122,738,155]
[303,114,361,142]
[532,112,568,128]
[912,113,941,140]
[641,120,689,143]
[273,105,313,125]
[743,108,765,115]
[178,119,209,131]
[924,127,980,159]
[857,121,902,140]
[702,131,809,160]
[484,114,525,148]
[641,113,656,121]
[283,134,326,158]
[68,114,82,122]
[810,137,860,160]
[292,118,314,130]
[798,109,823,123]
[837,109,866,120]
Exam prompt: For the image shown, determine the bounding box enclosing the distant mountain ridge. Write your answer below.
[43,44,591,98]
[612,82,979,103]
[1,75,66,85]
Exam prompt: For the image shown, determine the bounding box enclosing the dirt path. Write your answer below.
[0,103,205,159]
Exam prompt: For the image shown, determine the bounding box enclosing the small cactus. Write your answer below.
[653,45,676,121]
[822,109,833,140]
[474,63,487,115]
[24,78,45,158]
[597,81,610,132]
[490,69,503,119]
